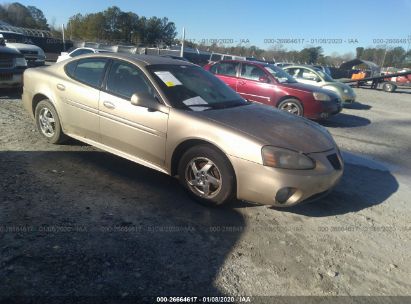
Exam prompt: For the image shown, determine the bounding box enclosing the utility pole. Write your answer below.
[61,24,65,51]
[381,45,388,68]
[180,27,185,58]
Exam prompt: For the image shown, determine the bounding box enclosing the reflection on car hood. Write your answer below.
[6,43,42,53]
[198,103,336,153]
[279,81,335,94]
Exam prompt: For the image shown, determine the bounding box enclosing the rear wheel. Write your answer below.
[278,98,303,116]
[178,145,235,207]
[382,82,397,93]
[35,99,67,144]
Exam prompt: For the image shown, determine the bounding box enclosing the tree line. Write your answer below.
[0,2,49,30]
[67,6,177,46]
[185,40,411,68]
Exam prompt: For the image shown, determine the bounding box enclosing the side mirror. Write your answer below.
[259,76,270,83]
[130,92,158,111]
[316,77,322,82]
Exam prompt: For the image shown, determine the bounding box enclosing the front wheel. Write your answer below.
[35,99,67,144]
[178,145,235,207]
[278,98,304,116]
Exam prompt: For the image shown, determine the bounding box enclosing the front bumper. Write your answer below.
[309,98,343,120]
[341,93,356,105]
[229,148,343,207]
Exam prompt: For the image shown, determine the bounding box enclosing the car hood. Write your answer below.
[197,103,336,153]
[279,81,331,93]
[322,81,356,95]
[6,43,42,53]
[0,45,22,56]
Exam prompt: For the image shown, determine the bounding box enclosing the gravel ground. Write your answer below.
[0,87,410,302]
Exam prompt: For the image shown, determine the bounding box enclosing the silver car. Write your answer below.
[22,53,343,207]
[283,65,356,105]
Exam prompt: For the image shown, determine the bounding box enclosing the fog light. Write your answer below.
[275,187,295,204]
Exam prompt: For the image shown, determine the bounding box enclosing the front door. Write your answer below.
[99,60,169,168]
[236,63,275,105]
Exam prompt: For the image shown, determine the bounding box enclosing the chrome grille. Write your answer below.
[0,58,14,69]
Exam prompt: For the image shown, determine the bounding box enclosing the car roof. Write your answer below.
[74,47,108,52]
[283,65,318,70]
[216,59,271,67]
[65,52,195,67]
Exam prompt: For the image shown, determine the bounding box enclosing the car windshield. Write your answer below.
[315,69,334,82]
[264,65,297,83]
[147,64,248,111]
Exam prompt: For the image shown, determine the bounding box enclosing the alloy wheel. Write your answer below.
[185,157,222,199]
[280,102,301,115]
[38,107,56,137]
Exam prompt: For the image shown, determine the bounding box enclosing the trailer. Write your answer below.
[340,70,411,93]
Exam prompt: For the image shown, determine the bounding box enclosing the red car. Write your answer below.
[204,60,342,119]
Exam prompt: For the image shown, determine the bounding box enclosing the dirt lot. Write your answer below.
[0,87,410,301]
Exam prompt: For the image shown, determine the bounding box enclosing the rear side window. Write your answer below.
[68,58,108,88]
[209,62,238,77]
[70,49,93,57]
[65,61,77,77]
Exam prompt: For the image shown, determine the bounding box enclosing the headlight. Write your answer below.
[37,49,46,60]
[313,91,331,101]
[261,146,315,170]
[14,57,27,67]
[343,88,349,94]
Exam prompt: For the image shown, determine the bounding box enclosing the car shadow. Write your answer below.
[344,101,372,110]
[278,152,399,217]
[0,151,245,299]
[319,113,371,128]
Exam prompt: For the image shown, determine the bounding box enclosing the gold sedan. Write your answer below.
[22,53,343,207]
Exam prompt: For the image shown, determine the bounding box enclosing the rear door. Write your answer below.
[99,59,168,168]
[236,63,275,105]
[57,57,109,141]
[208,61,239,91]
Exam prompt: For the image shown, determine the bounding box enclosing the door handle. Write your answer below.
[56,84,65,91]
[238,81,246,85]
[103,101,116,109]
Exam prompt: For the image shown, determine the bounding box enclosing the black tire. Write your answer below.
[35,99,67,144]
[277,98,304,116]
[383,82,397,93]
[178,144,235,207]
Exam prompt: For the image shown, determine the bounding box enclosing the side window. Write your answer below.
[301,69,319,81]
[106,60,154,99]
[65,61,77,77]
[71,58,108,88]
[71,49,93,57]
[210,54,222,62]
[209,63,220,74]
[285,68,298,78]
[211,62,238,77]
[240,64,266,80]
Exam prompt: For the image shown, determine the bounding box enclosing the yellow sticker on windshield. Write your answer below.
[154,71,182,87]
